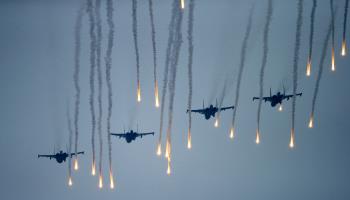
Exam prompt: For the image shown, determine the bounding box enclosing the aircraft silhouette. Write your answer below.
[38,150,84,164]
[253,88,302,107]
[111,129,154,143]
[187,100,234,120]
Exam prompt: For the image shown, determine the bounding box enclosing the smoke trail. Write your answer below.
[306,0,317,76]
[290,0,303,148]
[73,2,84,169]
[256,0,273,140]
[342,0,349,56]
[67,104,73,186]
[330,0,336,71]
[309,14,334,128]
[132,0,141,102]
[148,0,160,107]
[157,0,177,156]
[166,0,184,167]
[105,0,115,189]
[187,0,195,149]
[94,0,103,178]
[230,5,254,137]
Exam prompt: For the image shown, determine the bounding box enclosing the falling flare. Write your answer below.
[109,171,115,189]
[137,83,141,102]
[91,161,96,176]
[99,175,103,189]
[289,129,295,149]
[331,47,336,71]
[166,160,171,175]
[165,141,169,159]
[255,129,260,144]
[214,117,219,128]
[306,57,311,77]
[74,158,79,171]
[229,127,235,139]
[68,176,73,186]
[156,143,162,156]
[155,82,160,108]
[180,0,185,9]
[342,40,347,56]
[187,129,192,149]
[278,104,283,112]
[308,116,314,128]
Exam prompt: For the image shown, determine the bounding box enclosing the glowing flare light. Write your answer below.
[214,117,219,128]
[109,171,115,189]
[91,162,96,176]
[155,82,160,108]
[289,129,295,149]
[74,158,79,171]
[331,47,336,71]
[137,84,141,103]
[180,0,185,9]
[99,175,103,189]
[68,177,73,186]
[308,116,314,128]
[342,40,347,56]
[167,160,171,175]
[306,58,311,77]
[278,104,283,112]
[255,130,260,144]
[156,143,162,156]
[229,127,234,139]
[187,130,192,149]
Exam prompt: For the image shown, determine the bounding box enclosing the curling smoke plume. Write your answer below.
[342,0,349,56]
[187,0,195,149]
[309,17,333,129]
[230,5,254,138]
[73,1,84,171]
[95,0,103,178]
[290,0,303,148]
[132,0,142,102]
[256,0,273,142]
[157,0,177,156]
[148,0,160,108]
[306,0,317,76]
[105,0,115,189]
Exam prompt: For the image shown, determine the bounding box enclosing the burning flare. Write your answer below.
[342,40,347,56]
[214,117,219,128]
[278,104,283,112]
[99,174,103,189]
[331,47,336,71]
[109,171,115,189]
[255,129,260,144]
[306,57,311,77]
[74,158,79,171]
[156,143,162,156]
[155,82,160,108]
[91,161,96,176]
[187,129,192,149]
[166,160,171,175]
[229,127,235,139]
[137,83,141,102]
[308,116,314,128]
[165,140,169,159]
[68,176,73,186]
[289,129,295,149]
[180,0,185,9]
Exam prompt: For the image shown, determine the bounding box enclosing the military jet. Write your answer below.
[253,88,302,107]
[187,100,234,120]
[110,129,154,143]
[38,150,84,164]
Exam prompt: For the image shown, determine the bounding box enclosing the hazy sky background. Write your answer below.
[1,0,350,199]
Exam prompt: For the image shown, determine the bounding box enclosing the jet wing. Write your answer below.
[38,154,55,159]
[283,93,302,100]
[110,133,127,138]
[219,106,234,111]
[137,132,155,137]
[70,151,84,157]
[187,109,205,114]
[253,97,272,102]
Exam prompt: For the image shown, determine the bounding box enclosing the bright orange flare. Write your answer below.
[306,58,311,77]
[74,158,79,171]
[289,129,295,149]
[155,82,160,108]
[229,127,235,139]
[278,104,283,112]
[255,129,260,144]
[99,175,103,189]
[109,171,115,189]
[308,116,314,128]
[165,141,169,159]
[91,161,96,176]
[156,143,162,156]
[166,160,171,175]
[68,176,73,186]
[342,40,347,56]
[137,83,141,103]
[180,0,185,9]
[187,129,192,149]
[331,47,336,71]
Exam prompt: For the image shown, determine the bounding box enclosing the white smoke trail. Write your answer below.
[256,0,273,138]
[306,0,317,76]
